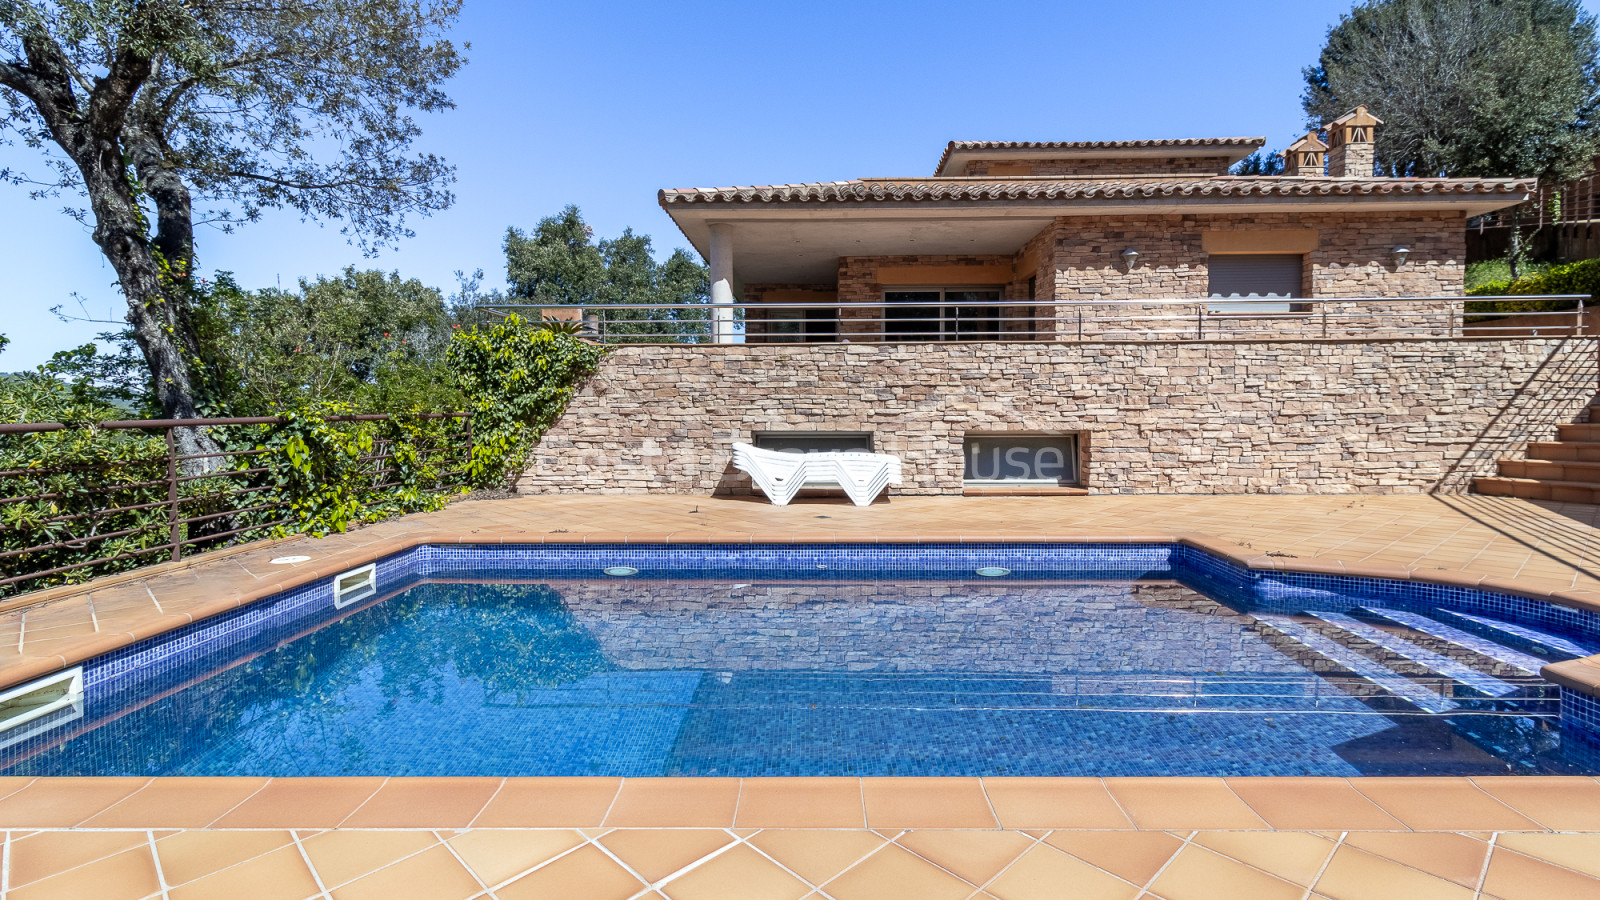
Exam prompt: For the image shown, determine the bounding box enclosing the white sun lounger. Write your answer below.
[732,443,902,507]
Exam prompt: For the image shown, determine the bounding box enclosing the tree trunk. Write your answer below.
[81,150,222,472]
[1507,206,1525,281]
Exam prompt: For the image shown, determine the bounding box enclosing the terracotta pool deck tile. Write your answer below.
[1224,777,1406,831]
[299,828,439,888]
[983,843,1141,900]
[444,828,586,887]
[0,776,150,826]
[598,828,735,883]
[81,776,269,828]
[1311,844,1476,900]
[7,828,153,888]
[1338,832,1491,889]
[167,843,323,900]
[746,829,888,887]
[896,829,1034,888]
[338,776,501,828]
[736,777,865,828]
[1101,778,1268,831]
[1148,844,1306,900]
[1480,845,1600,900]
[329,843,483,900]
[981,778,1134,830]
[660,842,811,900]
[1349,778,1546,832]
[1191,831,1337,887]
[209,777,386,828]
[495,843,645,900]
[10,844,162,900]
[602,777,741,828]
[861,777,998,829]
[820,842,975,900]
[469,777,621,827]
[1044,830,1183,887]
[1494,833,1600,879]
[154,829,298,886]
[1468,777,1600,830]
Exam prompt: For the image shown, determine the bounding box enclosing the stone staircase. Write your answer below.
[1474,403,1600,504]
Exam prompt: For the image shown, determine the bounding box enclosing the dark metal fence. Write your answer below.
[0,413,472,595]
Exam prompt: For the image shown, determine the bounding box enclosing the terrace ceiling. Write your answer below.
[661,178,1532,285]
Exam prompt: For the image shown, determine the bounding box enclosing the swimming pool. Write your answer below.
[4,544,1598,777]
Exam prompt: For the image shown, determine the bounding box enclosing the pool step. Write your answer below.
[1306,612,1523,697]
[1357,607,1549,676]
[1432,609,1597,660]
[1253,615,1458,714]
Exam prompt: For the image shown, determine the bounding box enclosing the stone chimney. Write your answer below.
[1283,131,1327,176]
[1326,106,1381,178]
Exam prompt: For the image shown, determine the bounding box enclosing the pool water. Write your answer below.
[5,563,1597,777]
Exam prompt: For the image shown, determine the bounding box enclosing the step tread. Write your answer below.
[1499,459,1600,482]
[1473,476,1600,503]
[1476,476,1600,488]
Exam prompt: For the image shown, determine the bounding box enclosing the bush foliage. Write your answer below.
[1,315,606,596]
[1465,256,1600,314]
[446,313,608,488]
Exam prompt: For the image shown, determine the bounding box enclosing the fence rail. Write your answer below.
[486,295,1594,344]
[0,413,472,596]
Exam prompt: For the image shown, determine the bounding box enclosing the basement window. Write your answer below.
[964,434,1079,485]
[752,432,873,454]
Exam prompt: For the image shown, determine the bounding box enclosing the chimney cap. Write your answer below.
[1285,130,1329,153]
[1329,105,1383,129]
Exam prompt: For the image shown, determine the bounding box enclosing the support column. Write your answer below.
[708,223,736,344]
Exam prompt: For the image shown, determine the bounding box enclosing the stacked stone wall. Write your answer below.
[520,338,1598,496]
[1052,211,1465,338]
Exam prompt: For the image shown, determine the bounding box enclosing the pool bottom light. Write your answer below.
[603,566,640,577]
[975,566,1011,577]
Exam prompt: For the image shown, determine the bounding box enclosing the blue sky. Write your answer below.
[4,0,1598,368]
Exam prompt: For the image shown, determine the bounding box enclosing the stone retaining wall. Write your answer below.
[519,339,1599,496]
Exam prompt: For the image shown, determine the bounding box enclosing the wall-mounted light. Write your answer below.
[1121,248,1141,269]
[1391,246,1410,265]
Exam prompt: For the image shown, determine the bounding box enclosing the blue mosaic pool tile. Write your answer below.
[420,542,1177,581]
[1561,688,1600,743]
[11,539,1600,765]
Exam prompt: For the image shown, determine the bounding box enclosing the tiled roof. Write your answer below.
[659,176,1535,206]
[935,138,1266,174]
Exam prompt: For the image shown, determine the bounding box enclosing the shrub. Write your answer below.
[1466,257,1600,316]
[446,314,608,488]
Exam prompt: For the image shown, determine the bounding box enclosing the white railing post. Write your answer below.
[708,224,736,344]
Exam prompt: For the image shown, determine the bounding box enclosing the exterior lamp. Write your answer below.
[1391,246,1410,266]
[1121,248,1140,269]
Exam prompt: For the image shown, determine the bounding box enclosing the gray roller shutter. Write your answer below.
[1208,254,1303,298]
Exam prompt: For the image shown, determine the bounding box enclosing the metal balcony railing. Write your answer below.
[485,295,1593,344]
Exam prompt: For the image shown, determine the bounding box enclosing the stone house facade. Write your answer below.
[517,115,1595,498]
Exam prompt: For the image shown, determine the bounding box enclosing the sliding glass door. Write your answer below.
[883,288,1002,340]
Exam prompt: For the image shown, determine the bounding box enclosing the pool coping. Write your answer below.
[5,498,1600,894]
[5,525,1600,699]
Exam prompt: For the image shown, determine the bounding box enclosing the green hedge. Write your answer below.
[1466,257,1600,316]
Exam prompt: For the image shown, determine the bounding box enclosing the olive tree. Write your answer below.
[0,1,463,462]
